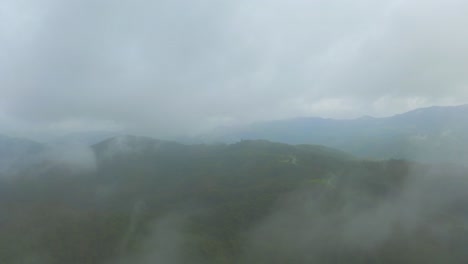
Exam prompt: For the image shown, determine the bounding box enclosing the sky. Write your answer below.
[1,0,468,139]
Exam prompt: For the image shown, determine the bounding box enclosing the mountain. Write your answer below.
[49,131,122,145]
[0,134,44,175]
[203,104,468,163]
[2,136,468,263]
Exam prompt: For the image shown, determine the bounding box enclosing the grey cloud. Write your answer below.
[115,210,206,264]
[241,165,468,263]
[1,0,467,138]
[42,142,97,172]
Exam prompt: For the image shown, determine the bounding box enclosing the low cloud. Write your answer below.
[42,143,97,172]
[1,0,468,138]
[241,164,468,263]
[114,211,204,264]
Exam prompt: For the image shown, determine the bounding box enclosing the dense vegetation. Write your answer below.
[1,136,468,263]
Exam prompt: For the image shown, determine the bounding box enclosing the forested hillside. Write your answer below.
[1,136,468,264]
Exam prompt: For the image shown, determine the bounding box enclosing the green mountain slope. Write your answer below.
[1,136,468,264]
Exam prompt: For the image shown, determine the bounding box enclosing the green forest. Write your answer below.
[1,136,468,264]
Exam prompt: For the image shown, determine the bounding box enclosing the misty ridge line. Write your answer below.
[2,103,467,141]
[1,102,467,179]
[1,102,467,182]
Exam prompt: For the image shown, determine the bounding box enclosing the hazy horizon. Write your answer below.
[2,103,467,142]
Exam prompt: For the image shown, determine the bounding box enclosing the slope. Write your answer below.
[0,136,467,264]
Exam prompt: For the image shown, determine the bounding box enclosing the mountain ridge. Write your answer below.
[200,104,468,163]
[1,104,467,165]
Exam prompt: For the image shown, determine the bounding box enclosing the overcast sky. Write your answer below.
[1,0,467,139]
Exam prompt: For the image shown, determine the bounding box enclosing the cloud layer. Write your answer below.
[1,0,467,138]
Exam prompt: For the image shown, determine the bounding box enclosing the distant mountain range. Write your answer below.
[1,105,467,167]
[202,104,468,163]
